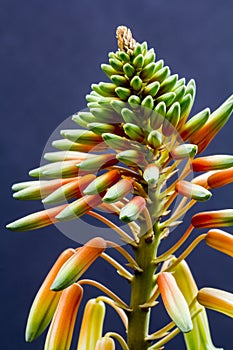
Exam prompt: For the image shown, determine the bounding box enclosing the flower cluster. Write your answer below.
[7,26,233,350]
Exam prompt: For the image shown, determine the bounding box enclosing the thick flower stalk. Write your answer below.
[7,26,233,350]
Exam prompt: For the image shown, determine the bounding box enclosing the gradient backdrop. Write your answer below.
[1,0,233,349]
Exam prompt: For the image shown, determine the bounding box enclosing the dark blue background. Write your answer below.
[1,0,233,349]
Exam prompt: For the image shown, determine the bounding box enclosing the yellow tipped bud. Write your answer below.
[206,229,233,257]
[103,179,133,203]
[77,299,106,350]
[197,288,233,318]
[44,283,83,350]
[51,237,106,291]
[25,248,75,342]
[192,155,233,172]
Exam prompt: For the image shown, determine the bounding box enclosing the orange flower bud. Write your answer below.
[6,204,68,231]
[157,272,193,333]
[51,237,106,291]
[44,283,83,350]
[25,248,75,342]
[103,178,134,203]
[197,288,233,318]
[205,229,233,257]
[208,168,233,188]
[192,155,233,172]
[192,210,233,228]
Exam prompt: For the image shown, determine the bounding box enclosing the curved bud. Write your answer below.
[25,248,75,342]
[162,102,180,136]
[121,108,138,124]
[175,180,212,201]
[149,102,166,130]
[87,123,122,135]
[103,179,134,203]
[157,272,193,333]
[159,74,178,94]
[123,63,135,78]
[115,87,131,100]
[205,229,233,257]
[130,76,143,91]
[171,144,198,160]
[191,171,216,189]
[143,81,160,98]
[77,299,106,350]
[140,62,157,80]
[197,288,233,318]
[51,237,106,291]
[6,204,67,231]
[192,155,233,172]
[83,170,121,195]
[95,337,115,350]
[141,95,154,110]
[120,196,146,223]
[44,283,83,350]
[208,168,233,188]
[192,209,233,228]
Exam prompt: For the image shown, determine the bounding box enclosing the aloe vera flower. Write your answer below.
[7,26,233,350]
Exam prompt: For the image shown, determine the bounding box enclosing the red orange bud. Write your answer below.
[175,180,212,201]
[205,229,233,257]
[197,288,233,318]
[191,209,233,228]
[83,170,121,195]
[6,204,67,231]
[157,272,193,333]
[208,168,233,188]
[192,155,233,172]
[44,283,83,350]
[25,248,75,342]
[95,337,115,350]
[191,171,216,188]
[77,299,106,350]
[119,196,146,223]
[51,237,106,291]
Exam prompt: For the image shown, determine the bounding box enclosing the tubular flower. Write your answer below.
[77,299,106,350]
[157,272,193,333]
[205,229,233,257]
[51,237,106,291]
[95,337,115,350]
[197,288,233,318]
[44,283,83,350]
[25,248,75,342]
[171,258,222,350]
[192,210,233,228]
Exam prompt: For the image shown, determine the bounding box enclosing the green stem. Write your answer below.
[127,223,161,350]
